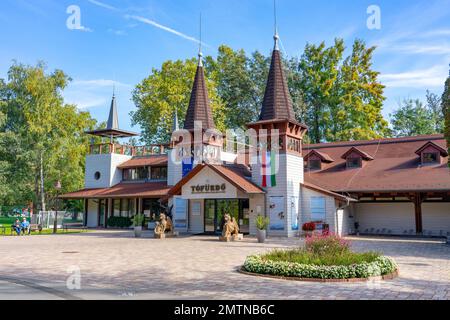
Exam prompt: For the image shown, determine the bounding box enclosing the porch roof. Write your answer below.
[59,182,170,199]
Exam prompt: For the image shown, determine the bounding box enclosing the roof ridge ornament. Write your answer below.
[198,13,203,67]
[273,0,279,51]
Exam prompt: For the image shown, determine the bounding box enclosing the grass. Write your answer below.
[263,248,381,266]
[0,228,89,237]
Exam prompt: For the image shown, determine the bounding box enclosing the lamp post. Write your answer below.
[53,180,62,234]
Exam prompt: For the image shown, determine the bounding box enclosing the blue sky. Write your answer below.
[1,0,449,134]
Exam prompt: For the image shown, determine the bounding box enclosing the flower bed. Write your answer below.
[242,233,398,280]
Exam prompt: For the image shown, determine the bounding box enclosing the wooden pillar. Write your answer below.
[414,193,423,234]
[84,198,88,227]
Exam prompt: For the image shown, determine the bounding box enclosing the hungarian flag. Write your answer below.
[261,151,277,188]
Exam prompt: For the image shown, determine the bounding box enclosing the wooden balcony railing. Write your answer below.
[89,143,168,156]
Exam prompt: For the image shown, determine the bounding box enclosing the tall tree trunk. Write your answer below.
[39,151,46,212]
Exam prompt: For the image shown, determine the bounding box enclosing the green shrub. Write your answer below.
[264,248,380,266]
[133,213,145,227]
[107,216,132,228]
[243,254,397,279]
[305,233,350,256]
[255,215,270,230]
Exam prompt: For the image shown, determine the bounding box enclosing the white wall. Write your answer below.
[181,166,238,200]
[422,203,450,236]
[85,153,131,188]
[354,203,415,235]
[86,199,98,228]
[251,153,304,237]
[300,186,337,232]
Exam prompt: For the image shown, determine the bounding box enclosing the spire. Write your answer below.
[172,108,179,131]
[107,92,119,130]
[258,2,295,121]
[198,13,203,67]
[273,0,279,51]
[183,14,215,130]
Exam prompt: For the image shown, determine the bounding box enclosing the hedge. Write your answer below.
[107,216,133,228]
[243,255,398,279]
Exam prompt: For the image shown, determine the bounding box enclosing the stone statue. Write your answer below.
[154,213,173,238]
[221,213,241,241]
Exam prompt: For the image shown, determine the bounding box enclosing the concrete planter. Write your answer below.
[134,226,142,238]
[256,229,266,243]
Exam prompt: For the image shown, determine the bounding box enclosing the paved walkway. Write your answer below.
[0,231,449,300]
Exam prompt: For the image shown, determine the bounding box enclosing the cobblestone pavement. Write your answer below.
[0,231,449,300]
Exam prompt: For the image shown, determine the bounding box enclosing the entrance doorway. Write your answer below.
[98,199,106,228]
[204,199,249,234]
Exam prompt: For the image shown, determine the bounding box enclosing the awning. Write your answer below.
[60,182,170,199]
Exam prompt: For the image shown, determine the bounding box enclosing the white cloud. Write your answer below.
[87,0,119,11]
[72,79,131,88]
[384,43,450,55]
[379,65,447,88]
[108,29,127,36]
[125,14,207,47]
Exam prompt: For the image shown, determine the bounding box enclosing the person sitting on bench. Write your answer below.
[21,218,31,235]
[12,219,22,236]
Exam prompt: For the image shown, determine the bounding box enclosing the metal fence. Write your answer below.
[32,211,84,229]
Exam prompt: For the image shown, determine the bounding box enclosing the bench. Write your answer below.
[10,224,42,236]
[62,222,88,233]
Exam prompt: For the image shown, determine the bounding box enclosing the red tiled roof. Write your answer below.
[341,147,374,161]
[414,141,448,156]
[301,182,357,202]
[117,155,168,168]
[304,149,335,163]
[303,135,450,193]
[169,164,264,196]
[60,182,170,199]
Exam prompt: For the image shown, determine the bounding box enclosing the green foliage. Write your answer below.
[132,41,388,144]
[255,215,269,230]
[243,254,397,279]
[442,75,450,166]
[297,39,388,143]
[132,213,145,227]
[131,58,226,144]
[390,97,441,137]
[0,61,99,209]
[262,249,379,266]
[243,233,397,279]
[107,216,133,228]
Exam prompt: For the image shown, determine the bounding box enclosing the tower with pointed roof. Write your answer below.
[168,16,223,186]
[247,17,308,237]
[84,91,138,189]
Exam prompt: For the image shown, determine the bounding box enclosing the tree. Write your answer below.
[390,98,436,137]
[426,90,444,133]
[442,72,450,166]
[297,39,388,143]
[131,58,226,144]
[0,62,98,211]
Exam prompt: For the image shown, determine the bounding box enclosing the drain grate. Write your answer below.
[61,251,79,254]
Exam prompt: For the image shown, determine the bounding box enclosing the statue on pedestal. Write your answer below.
[220,213,242,241]
[154,213,173,239]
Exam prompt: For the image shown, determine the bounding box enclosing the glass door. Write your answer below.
[204,200,215,233]
[98,199,106,227]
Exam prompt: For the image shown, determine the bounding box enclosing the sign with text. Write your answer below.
[269,196,285,231]
[173,197,188,230]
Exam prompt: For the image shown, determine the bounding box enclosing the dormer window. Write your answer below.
[347,157,362,168]
[415,141,448,165]
[308,159,322,170]
[423,152,438,164]
[341,147,374,169]
[304,150,334,171]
